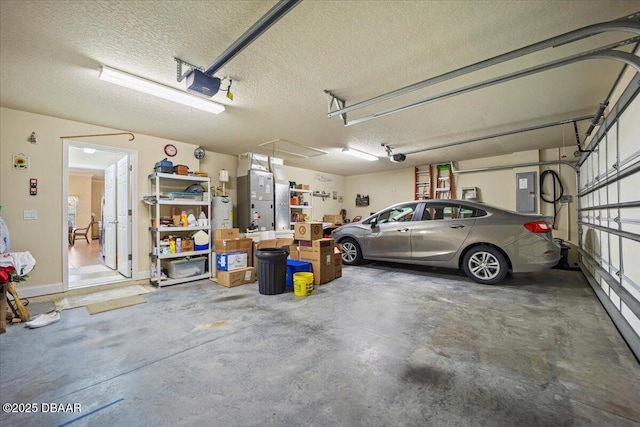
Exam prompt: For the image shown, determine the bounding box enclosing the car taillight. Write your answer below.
[524,221,552,233]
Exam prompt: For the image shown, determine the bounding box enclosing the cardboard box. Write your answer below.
[215,228,239,240]
[288,245,300,260]
[295,184,310,190]
[323,214,343,224]
[299,249,334,285]
[334,246,342,278]
[253,238,295,267]
[216,252,248,272]
[215,238,253,253]
[294,222,323,241]
[181,238,194,253]
[216,267,256,288]
[215,238,253,266]
[299,238,335,253]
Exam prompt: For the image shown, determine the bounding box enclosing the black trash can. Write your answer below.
[255,247,289,295]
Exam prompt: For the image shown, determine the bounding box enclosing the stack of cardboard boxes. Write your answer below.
[289,222,342,285]
[214,228,256,287]
[213,224,344,289]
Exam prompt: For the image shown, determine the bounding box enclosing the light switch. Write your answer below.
[23,210,37,220]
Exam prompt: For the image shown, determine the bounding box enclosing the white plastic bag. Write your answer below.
[0,251,36,276]
[0,216,9,254]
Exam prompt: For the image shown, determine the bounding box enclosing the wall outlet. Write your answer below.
[560,195,573,204]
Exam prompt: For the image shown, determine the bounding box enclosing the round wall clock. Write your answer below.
[194,147,205,160]
[164,144,177,157]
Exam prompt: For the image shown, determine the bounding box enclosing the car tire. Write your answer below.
[462,245,508,285]
[340,238,363,265]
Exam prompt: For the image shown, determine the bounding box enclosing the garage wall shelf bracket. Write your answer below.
[326,13,640,126]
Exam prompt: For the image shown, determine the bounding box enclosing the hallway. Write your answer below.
[68,240,122,288]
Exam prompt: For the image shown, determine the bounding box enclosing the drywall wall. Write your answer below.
[0,107,205,296]
[539,148,578,243]
[68,173,92,228]
[283,165,346,222]
[344,168,414,220]
[453,150,539,210]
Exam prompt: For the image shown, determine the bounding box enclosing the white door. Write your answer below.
[103,164,117,269]
[117,156,131,277]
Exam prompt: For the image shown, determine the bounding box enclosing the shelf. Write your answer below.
[151,273,210,288]
[156,200,208,206]
[289,188,312,194]
[151,249,210,260]
[290,205,312,209]
[149,226,210,232]
[148,172,210,182]
[149,173,212,286]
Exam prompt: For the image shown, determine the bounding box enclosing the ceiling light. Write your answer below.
[83,148,96,154]
[342,147,378,161]
[99,66,225,114]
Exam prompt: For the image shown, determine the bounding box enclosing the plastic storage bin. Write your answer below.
[285,260,312,288]
[166,257,206,279]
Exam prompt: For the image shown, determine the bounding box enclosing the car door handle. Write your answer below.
[398,228,409,232]
[450,224,465,229]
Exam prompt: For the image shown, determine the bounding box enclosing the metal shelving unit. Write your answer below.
[147,172,212,287]
[289,188,313,226]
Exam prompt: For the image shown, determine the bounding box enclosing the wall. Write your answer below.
[539,149,578,243]
[453,150,539,210]
[0,107,218,296]
[283,165,346,222]
[344,168,414,220]
[68,173,93,228]
[91,179,104,239]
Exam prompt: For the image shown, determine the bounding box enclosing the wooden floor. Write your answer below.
[68,239,103,269]
[68,239,124,289]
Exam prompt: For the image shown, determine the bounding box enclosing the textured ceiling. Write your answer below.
[1,1,638,176]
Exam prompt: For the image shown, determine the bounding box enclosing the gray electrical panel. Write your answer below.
[516,172,537,213]
[237,153,275,232]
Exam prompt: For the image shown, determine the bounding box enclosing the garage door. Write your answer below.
[577,73,640,359]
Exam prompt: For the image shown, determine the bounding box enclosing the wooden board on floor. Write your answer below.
[86,295,146,315]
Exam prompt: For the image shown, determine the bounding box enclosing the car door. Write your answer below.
[410,202,476,261]
[363,202,419,259]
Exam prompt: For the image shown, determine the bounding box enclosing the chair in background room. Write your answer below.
[71,214,94,245]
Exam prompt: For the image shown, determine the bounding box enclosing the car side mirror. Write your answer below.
[370,218,378,229]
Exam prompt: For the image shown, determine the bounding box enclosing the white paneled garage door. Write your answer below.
[578,74,640,359]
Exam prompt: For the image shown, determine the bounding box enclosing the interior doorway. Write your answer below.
[63,141,136,290]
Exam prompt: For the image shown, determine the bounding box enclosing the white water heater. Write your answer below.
[211,196,233,230]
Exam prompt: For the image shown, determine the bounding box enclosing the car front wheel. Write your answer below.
[462,245,508,285]
[340,238,363,265]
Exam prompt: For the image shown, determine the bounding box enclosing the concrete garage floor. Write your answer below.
[1,266,639,426]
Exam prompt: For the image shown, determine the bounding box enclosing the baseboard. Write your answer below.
[13,282,64,298]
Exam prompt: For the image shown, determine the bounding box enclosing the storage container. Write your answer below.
[166,257,207,279]
[173,165,188,175]
[216,252,248,271]
[154,158,173,174]
[286,259,312,288]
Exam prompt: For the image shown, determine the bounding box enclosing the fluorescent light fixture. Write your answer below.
[342,147,378,161]
[83,148,96,154]
[99,66,225,114]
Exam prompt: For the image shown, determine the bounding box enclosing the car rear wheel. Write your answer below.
[462,245,508,285]
[341,238,363,265]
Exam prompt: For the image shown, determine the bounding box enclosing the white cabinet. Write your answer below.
[147,172,212,287]
[289,188,313,225]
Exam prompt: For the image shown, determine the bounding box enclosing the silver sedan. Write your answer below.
[331,200,561,284]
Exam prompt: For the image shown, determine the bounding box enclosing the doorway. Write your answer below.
[63,141,136,290]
